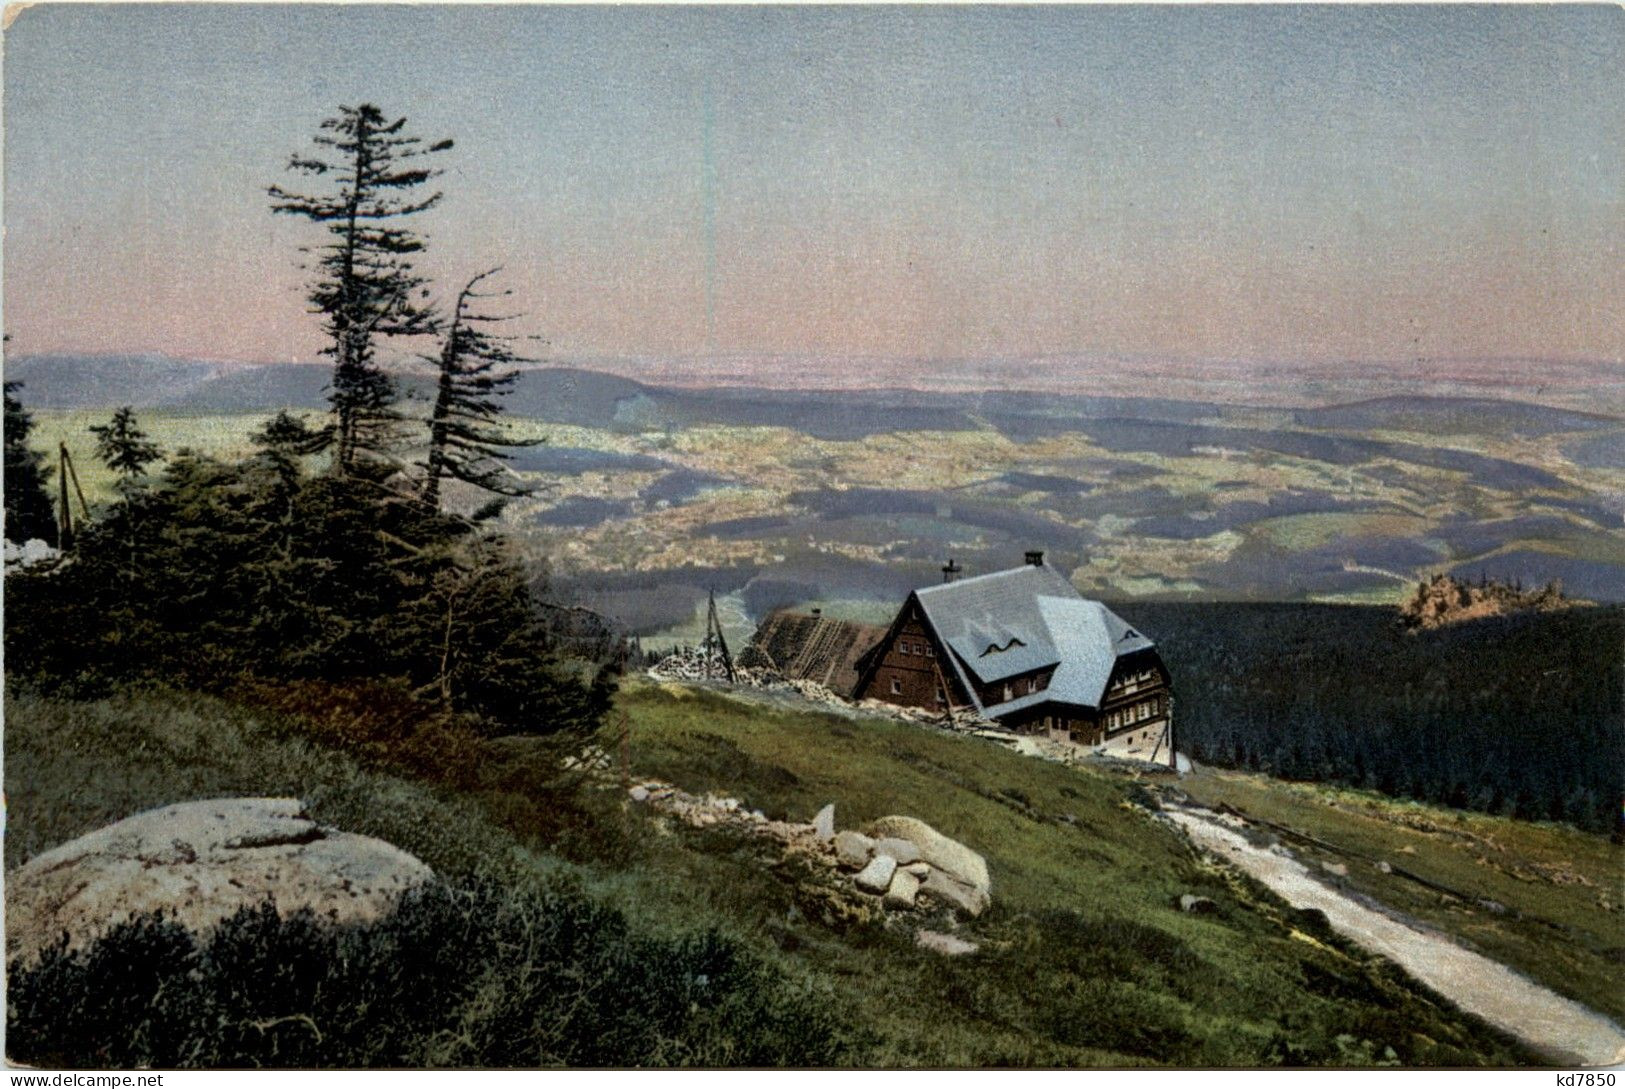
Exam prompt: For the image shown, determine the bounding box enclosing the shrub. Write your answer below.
[7,879,855,1069]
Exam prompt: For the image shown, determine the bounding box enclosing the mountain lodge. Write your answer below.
[850,553,1175,766]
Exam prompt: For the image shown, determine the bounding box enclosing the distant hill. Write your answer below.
[3,354,223,408]
[159,362,332,410]
[11,354,1621,443]
[1293,396,1622,437]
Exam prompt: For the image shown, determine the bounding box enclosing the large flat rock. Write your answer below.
[6,797,432,964]
[866,815,990,893]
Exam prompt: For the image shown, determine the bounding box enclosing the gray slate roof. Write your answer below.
[914,564,1156,717]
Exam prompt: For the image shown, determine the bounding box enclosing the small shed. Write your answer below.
[738,609,887,695]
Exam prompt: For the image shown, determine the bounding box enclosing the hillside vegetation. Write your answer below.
[6,682,1545,1067]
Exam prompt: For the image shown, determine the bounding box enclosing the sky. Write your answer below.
[3,4,1622,388]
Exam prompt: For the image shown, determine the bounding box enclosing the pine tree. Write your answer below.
[3,382,58,545]
[419,268,542,509]
[89,406,162,490]
[269,104,453,472]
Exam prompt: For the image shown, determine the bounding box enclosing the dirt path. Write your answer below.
[1164,806,1625,1067]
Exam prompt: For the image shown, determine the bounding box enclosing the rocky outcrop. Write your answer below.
[1400,573,1582,631]
[6,798,432,965]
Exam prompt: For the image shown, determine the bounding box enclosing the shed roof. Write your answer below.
[739,610,887,697]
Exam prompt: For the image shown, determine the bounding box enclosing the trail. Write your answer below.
[1164,806,1625,1067]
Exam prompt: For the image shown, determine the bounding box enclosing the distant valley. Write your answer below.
[8,353,1622,641]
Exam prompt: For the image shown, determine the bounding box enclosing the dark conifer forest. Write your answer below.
[1119,602,1625,834]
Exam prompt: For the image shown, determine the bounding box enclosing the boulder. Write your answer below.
[834,830,875,870]
[6,798,432,965]
[853,854,898,895]
[812,803,836,842]
[872,837,922,865]
[1178,894,1218,914]
[918,868,990,917]
[916,929,980,956]
[904,861,931,878]
[629,785,650,802]
[883,868,921,910]
[866,815,989,893]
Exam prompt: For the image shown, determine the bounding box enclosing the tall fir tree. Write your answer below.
[3,382,58,546]
[269,104,453,472]
[89,406,163,490]
[420,268,542,509]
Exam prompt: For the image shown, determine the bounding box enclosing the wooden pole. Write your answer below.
[62,446,91,521]
[56,443,73,548]
[619,709,631,793]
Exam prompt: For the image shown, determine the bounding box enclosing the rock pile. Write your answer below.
[625,779,825,850]
[625,786,992,922]
[646,646,784,686]
[3,538,59,570]
[834,817,992,917]
[6,798,433,965]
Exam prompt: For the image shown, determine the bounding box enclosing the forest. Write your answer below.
[1121,601,1625,834]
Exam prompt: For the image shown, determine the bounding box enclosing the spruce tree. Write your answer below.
[3,382,58,545]
[89,406,162,490]
[269,104,453,472]
[420,268,541,509]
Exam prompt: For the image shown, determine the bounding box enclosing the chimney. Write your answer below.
[942,558,962,584]
[1025,550,1045,567]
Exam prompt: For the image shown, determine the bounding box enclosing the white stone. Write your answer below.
[872,837,922,865]
[834,830,875,869]
[918,867,990,917]
[6,798,432,965]
[629,786,650,802]
[883,868,921,910]
[853,854,897,894]
[904,861,931,877]
[916,930,980,956]
[812,803,836,841]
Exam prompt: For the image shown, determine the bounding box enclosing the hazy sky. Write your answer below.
[4,4,1621,377]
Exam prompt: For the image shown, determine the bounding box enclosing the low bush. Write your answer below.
[7,878,857,1069]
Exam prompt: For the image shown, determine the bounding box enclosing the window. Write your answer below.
[899,642,910,655]
[1003,683,1013,702]
[890,677,902,695]
[925,644,934,657]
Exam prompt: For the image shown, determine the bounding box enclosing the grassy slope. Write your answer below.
[609,679,1544,1066]
[1174,770,1625,1024]
[5,682,1549,1067]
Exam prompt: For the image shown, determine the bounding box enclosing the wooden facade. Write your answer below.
[852,559,1175,766]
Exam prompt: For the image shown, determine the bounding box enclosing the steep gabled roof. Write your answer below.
[910,563,1157,717]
